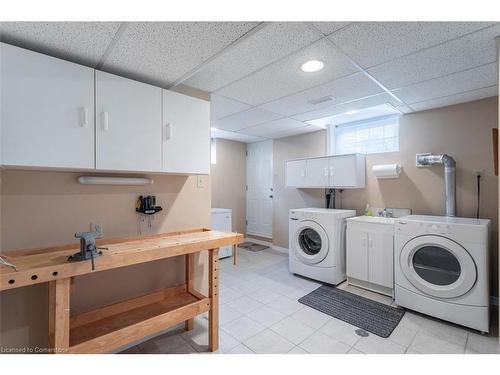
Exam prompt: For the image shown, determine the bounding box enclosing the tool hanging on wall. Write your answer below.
[0,255,18,272]
[68,230,107,271]
[136,195,163,228]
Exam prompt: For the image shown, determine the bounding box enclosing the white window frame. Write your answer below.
[327,115,399,156]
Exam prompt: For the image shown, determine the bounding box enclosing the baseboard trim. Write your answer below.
[271,245,289,254]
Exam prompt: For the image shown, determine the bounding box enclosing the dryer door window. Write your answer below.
[298,228,322,255]
[292,220,329,265]
[400,235,477,299]
[412,246,461,286]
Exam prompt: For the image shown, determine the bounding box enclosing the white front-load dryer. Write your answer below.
[289,208,356,285]
[394,215,490,332]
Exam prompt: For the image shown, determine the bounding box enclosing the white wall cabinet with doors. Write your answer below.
[285,153,365,188]
[0,42,95,169]
[0,43,210,175]
[95,71,162,172]
[162,90,210,174]
[211,208,233,258]
[346,217,394,296]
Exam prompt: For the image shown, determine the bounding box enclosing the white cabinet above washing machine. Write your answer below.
[286,153,365,189]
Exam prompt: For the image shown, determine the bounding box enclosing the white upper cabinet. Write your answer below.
[0,43,95,169]
[95,71,162,172]
[285,154,365,188]
[286,159,307,187]
[162,90,210,174]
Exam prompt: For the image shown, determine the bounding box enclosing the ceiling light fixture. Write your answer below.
[301,60,324,73]
[346,110,358,115]
[210,127,219,131]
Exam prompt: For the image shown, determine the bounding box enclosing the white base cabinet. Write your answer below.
[286,154,365,189]
[211,209,233,259]
[1,43,95,169]
[346,218,394,296]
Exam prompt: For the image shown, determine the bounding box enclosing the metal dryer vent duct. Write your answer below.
[416,153,457,217]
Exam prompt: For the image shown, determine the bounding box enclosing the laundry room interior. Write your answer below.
[1,2,500,362]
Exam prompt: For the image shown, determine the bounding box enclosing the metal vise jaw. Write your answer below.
[68,230,104,269]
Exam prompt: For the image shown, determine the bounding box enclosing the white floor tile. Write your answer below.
[409,331,465,354]
[221,316,265,342]
[225,295,264,314]
[466,332,500,354]
[388,323,418,348]
[248,288,283,305]
[354,334,406,354]
[219,287,243,304]
[299,331,351,354]
[347,348,365,354]
[247,305,287,327]
[320,318,362,347]
[226,344,255,354]
[291,306,332,330]
[244,329,295,354]
[270,316,315,345]
[287,346,308,354]
[361,290,394,305]
[232,280,264,295]
[219,304,243,325]
[420,318,468,347]
[265,295,304,315]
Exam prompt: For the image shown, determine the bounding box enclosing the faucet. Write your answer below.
[378,208,393,218]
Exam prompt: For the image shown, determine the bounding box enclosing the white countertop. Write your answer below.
[347,216,395,225]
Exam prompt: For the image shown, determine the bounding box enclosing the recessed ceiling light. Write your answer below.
[301,60,324,73]
[210,127,218,131]
[346,110,358,115]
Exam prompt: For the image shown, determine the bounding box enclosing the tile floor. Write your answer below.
[120,248,499,354]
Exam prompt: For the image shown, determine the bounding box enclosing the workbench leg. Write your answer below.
[233,244,237,266]
[208,248,219,352]
[48,278,71,353]
[185,253,195,331]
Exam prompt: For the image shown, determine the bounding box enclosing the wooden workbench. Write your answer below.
[0,228,243,354]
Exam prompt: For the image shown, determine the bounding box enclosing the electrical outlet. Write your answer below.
[90,223,103,234]
[197,175,205,188]
[475,169,484,177]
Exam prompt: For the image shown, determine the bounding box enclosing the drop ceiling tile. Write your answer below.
[307,103,400,127]
[310,22,352,36]
[216,39,359,106]
[330,22,496,68]
[410,85,498,112]
[184,22,322,92]
[210,94,252,120]
[240,118,306,137]
[211,107,282,132]
[0,22,120,66]
[260,72,383,116]
[292,93,402,122]
[211,128,267,143]
[394,63,498,104]
[367,24,500,89]
[101,22,258,87]
[268,124,325,139]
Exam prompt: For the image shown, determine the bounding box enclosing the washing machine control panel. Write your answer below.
[396,220,453,235]
[395,219,487,244]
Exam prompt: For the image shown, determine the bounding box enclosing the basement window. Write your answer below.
[211,138,217,165]
[329,116,399,155]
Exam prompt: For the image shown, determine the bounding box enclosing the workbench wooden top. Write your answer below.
[0,228,243,291]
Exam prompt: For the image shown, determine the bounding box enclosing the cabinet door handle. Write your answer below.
[163,123,172,141]
[81,107,89,128]
[101,111,109,131]
[329,167,335,175]
[324,167,329,176]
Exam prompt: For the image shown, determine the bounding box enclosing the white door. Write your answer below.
[368,230,394,288]
[246,140,273,238]
[306,158,329,187]
[0,43,94,168]
[329,154,357,187]
[162,90,210,174]
[346,228,368,280]
[286,159,306,187]
[95,71,162,172]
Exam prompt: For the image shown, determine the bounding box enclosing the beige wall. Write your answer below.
[273,130,327,248]
[0,170,211,349]
[272,97,498,297]
[210,139,247,234]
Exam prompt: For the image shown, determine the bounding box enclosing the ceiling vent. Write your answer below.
[308,95,336,106]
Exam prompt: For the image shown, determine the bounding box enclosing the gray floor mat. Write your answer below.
[298,285,405,338]
[238,242,269,252]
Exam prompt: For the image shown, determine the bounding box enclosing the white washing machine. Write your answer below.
[289,208,356,285]
[394,215,490,332]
